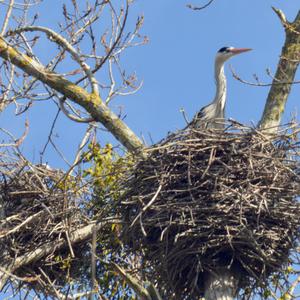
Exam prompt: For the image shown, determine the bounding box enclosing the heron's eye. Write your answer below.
[218,47,230,53]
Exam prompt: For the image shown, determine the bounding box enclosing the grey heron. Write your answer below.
[191,46,252,129]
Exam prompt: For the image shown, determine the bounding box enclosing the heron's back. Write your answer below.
[191,102,225,129]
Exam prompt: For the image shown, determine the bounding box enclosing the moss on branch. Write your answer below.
[0,36,145,155]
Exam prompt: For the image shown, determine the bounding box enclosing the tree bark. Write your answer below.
[204,268,240,300]
[259,8,300,132]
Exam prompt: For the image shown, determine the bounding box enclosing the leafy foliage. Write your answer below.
[80,142,137,299]
[83,142,134,207]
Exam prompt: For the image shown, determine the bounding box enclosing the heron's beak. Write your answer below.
[230,48,252,55]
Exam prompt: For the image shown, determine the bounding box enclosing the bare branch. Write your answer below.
[284,274,300,300]
[11,26,99,94]
[58,96,94,123]
[186,0,215,11]
[0,0,14,35]
[0,36,145,154]
[0,219,118,290]
[229,64,300,87]
[111,262,151,300]
[76,0,130,85]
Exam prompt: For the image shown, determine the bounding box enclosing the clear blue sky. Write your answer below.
[124,0,299,139]
[0,0,299,169]
[0,1,299,298]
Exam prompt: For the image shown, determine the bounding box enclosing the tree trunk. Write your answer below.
[204,268,240,300]
[259,8,300,132]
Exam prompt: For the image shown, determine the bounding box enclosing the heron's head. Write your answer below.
[216,46,252,62]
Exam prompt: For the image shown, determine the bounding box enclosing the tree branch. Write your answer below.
[0,220,115,290]
[186,0,215,11]
[259,8,300,132]
[111,262,163,300]
[0,36,145,155]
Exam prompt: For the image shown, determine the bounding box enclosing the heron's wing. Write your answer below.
[190,102,226,129]
[195,105,207,120]
[195,103,215,122]
[188,105,210,129]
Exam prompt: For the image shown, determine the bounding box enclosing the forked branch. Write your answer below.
[0,36,145,155]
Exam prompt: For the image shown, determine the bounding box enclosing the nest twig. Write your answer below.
[121,122,300,299]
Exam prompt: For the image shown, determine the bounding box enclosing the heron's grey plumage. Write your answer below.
[190,47,251,130]
[193,61,227,129]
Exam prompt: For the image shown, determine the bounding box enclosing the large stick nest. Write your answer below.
[0,156,91,291]
[121,123,300,299]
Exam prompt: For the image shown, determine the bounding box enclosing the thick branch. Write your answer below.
[111,263,162,300]
[0,36,145,155]
[259,8,300,132]
[0,221,110,290]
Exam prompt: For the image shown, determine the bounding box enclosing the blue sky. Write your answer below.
[0,0,299,298]
[0,0,299,169]
[123,0,299,138]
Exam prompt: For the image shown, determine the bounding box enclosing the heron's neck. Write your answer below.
[213,61,227,111]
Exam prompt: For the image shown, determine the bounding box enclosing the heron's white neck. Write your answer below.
[213,60,227,113]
